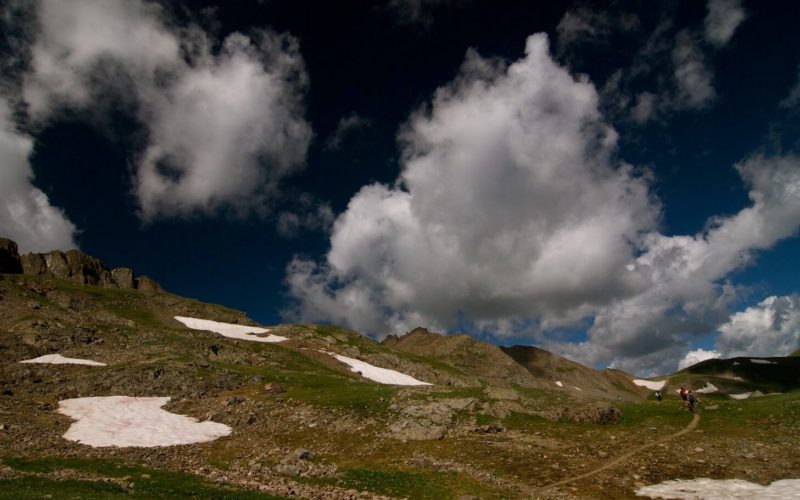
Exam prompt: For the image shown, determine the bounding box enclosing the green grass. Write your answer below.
[214,355,397,416]
[312,467,499,499]
[612,379,640,395]
[502,411,550,431]
[699,391,800,436]
[408,386,485,401]
[106,305,162,328]
[615,399,694,429]
[1,457,283,499]
[279,372,397,415]
[0,476,128,499]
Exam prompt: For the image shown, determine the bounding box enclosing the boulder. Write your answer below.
[65,250,114,286]
[0,238,22,274]
[111,267,135,289]
[20,253,47,274]
[135,275,162,292]
[264,383,287,395]
[43,251,70,278]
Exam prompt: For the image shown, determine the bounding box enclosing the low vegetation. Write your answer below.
[1,266,799,499]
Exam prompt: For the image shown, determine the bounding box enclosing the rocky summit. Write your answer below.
[0,239,161,291]
[1,239,799,499]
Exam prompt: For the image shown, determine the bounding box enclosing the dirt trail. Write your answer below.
[536,412,701,493]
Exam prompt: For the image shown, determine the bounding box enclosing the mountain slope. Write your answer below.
[4,239,800,498]
[382,327,541,387]
[670,356,800,396]
[501,345,646,400]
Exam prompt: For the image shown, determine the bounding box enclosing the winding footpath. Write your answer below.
[536,412,701,494]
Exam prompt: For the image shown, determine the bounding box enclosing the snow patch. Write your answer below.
[20,354,106,366]
[633,379,666,390]
[322,351,431,386]
[696,383,719,394]
[174,316,286,343]
[58,396,230,447]
[750,359,777,365]
[555,381,563,387]
[572,386,582,391]
[637,478,800,499]
[729,392,752,400]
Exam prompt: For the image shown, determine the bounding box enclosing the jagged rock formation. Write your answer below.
[0,237,161,291]
[0,238,23,274]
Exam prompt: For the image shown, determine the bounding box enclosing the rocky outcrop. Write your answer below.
[111,268,135,289]
[387,397,477,441]
[65,250,115,287]
[135,276,163,292]
[20,253,47,274]
[43,251,70,278]
[0,237,162,291]
[554,404,623,425]
[0,238,23,274]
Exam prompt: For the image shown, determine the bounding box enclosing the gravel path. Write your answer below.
[537,412,701,493]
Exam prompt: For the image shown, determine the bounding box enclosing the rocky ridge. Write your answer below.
[0,237,161,291]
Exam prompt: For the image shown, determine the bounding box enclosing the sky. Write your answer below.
[1,0,799,376]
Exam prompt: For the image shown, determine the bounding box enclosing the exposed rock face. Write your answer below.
[0,237,162,291]
[111,267,135,289]
[556,404,623,425]
[0,238,23,274]
[20,253,47,274]
[135,275,163,292]
[387,398,477,441]
[65,250,114,286]
[43,251,70,278]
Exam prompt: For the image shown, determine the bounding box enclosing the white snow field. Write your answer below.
[729,392,752,400]
[555,381,563,387]
[20,354,106,366]
[696,382,719,394]
[323,351,432,386]
[750,359,777,365]
[174,316,287,343]
[633,379,667,390]
[637,478,800,499]
[58,396,231,447]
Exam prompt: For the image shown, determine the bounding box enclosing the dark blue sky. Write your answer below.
[2,0,799,373]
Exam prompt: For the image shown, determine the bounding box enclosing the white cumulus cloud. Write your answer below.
[286,34,659,336]
[286,34,800,375]
[21,0,311,221]
[679,348,720,370]
[717,295,800,358]
[704,0,746,47]
[0,96,77,252]
[560,154,800,374]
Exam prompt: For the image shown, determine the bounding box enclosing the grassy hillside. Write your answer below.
[668,356,800,396]
[2,271,800,498]
[502,345,647,400]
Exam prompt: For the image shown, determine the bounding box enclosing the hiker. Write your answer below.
[655,390,662,402]
[679,386,687,404]
[686,390,698,413]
